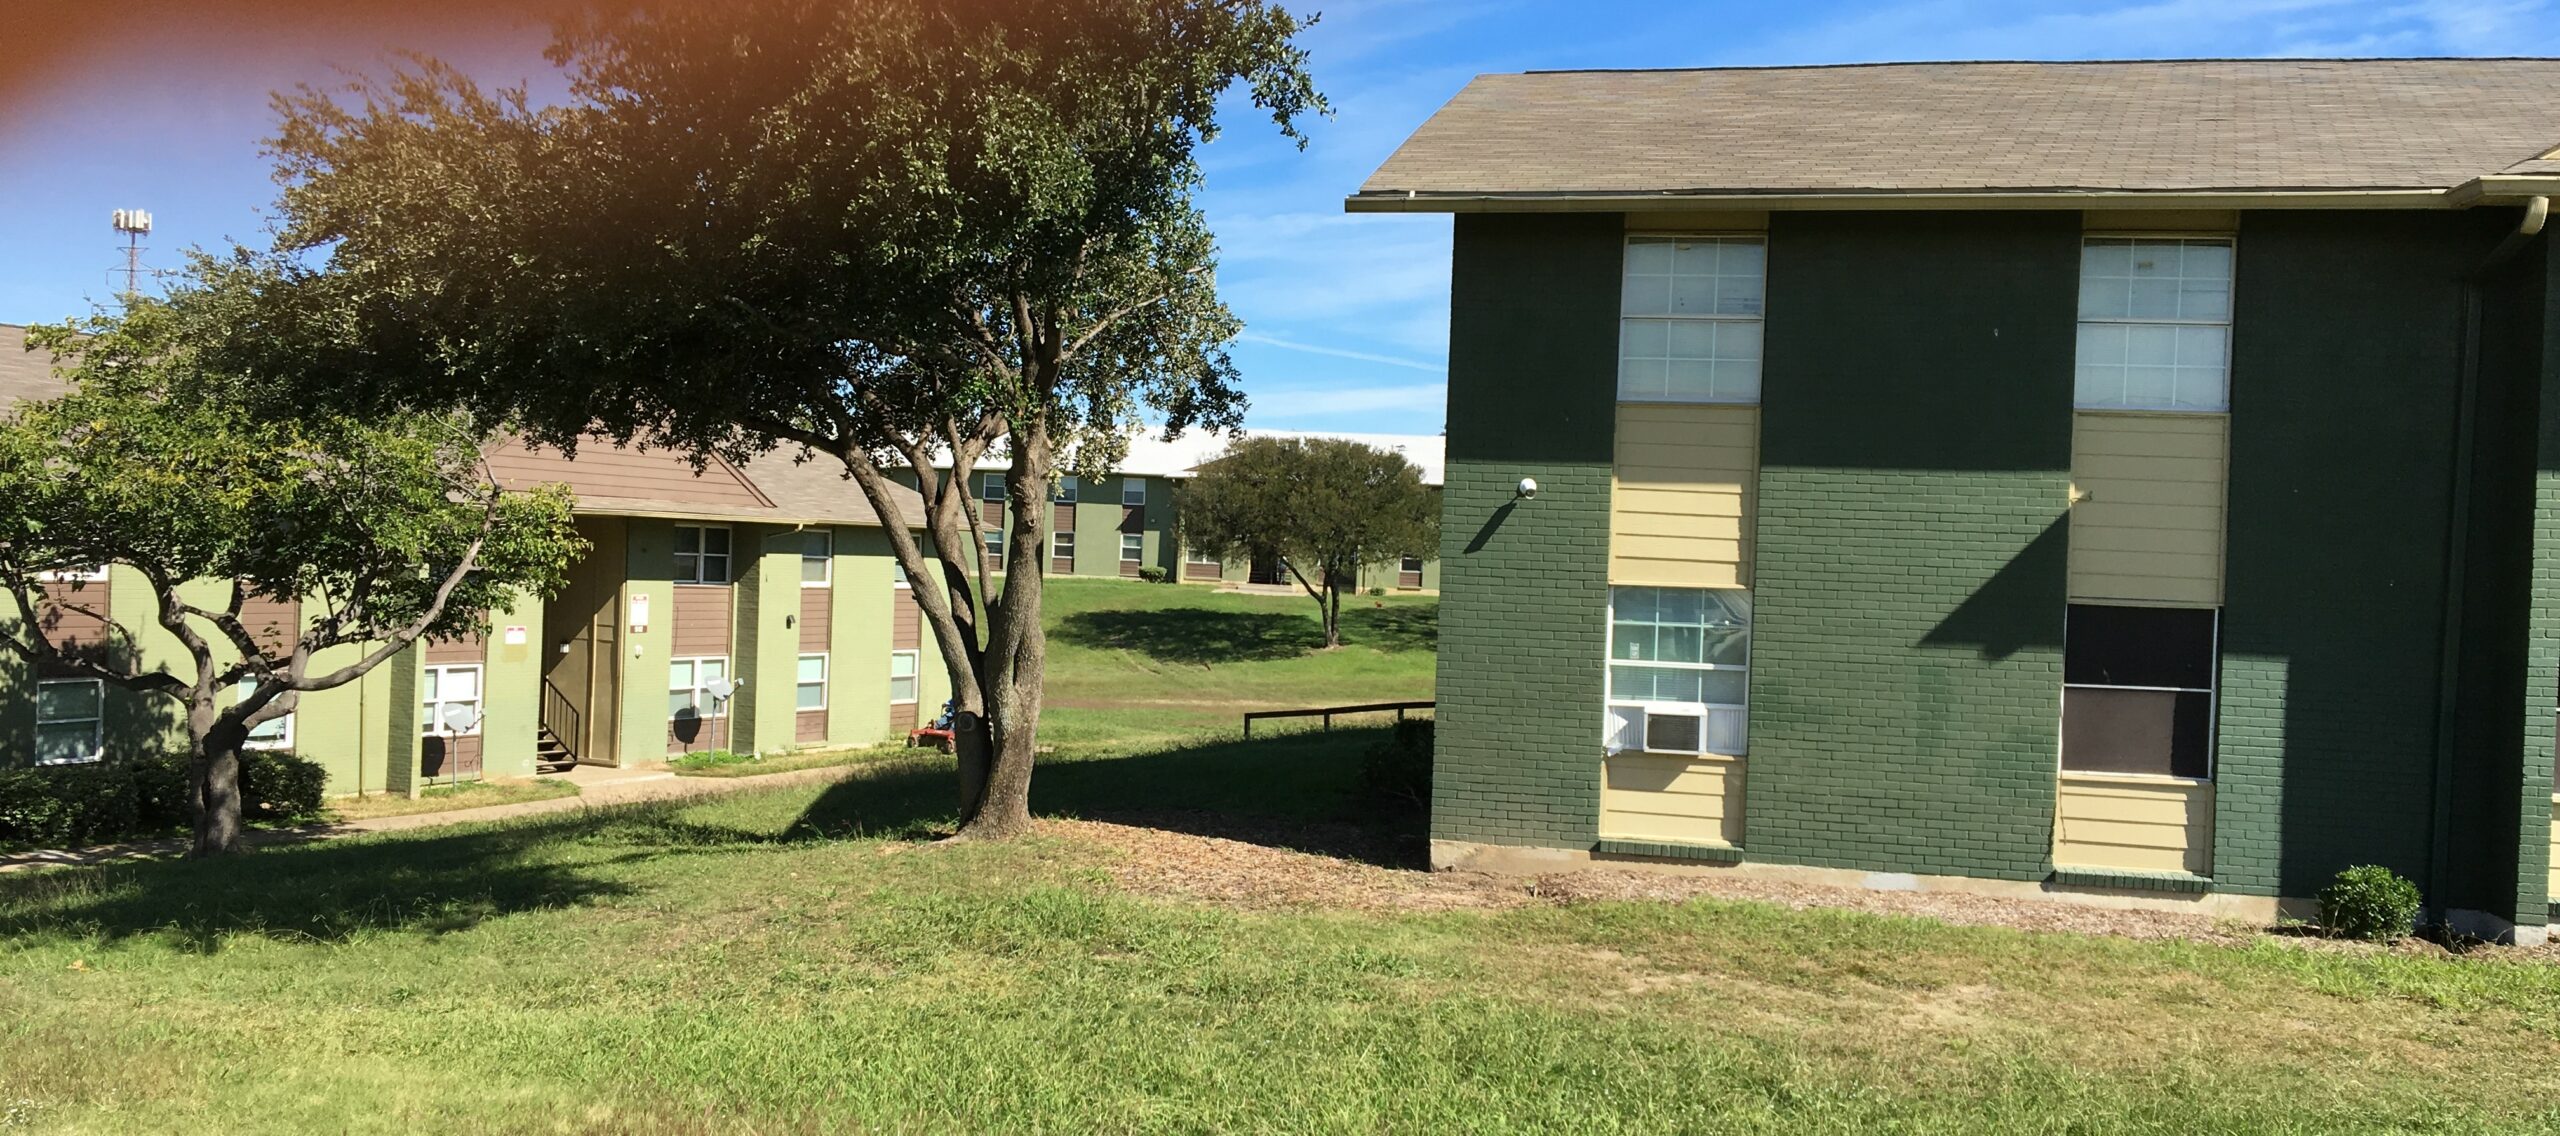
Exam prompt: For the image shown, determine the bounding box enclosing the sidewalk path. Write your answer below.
[0,761,882,874]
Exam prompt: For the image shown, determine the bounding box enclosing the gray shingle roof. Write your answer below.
[1354,59,2560,205]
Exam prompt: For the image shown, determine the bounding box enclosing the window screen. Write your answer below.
[2062,604,2216,778]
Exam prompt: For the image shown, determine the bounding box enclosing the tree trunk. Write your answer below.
[1321,576,1342,649]
[954,431,1052,840]
[190,706,248,858]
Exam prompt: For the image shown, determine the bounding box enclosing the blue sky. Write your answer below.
[4,0,2554,435]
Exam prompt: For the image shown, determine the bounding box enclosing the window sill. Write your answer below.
[1608,749,1744,763]
[1594,838,1743,864]
[2059,770,2212,788]
[2049,866,2213,895]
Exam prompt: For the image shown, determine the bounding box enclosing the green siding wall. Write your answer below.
[1431,213,1622,850]
[2217,212,2482,899]
[1747,212,2077,881]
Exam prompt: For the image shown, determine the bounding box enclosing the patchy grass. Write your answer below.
[1039,577,1435,749]
[3,729,2558,1133]
[671,743,913,779]
[325,777,577,822]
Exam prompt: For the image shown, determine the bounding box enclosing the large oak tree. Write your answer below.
[243,0,1321,837]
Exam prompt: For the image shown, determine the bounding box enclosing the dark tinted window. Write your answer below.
[2063,605,2217,778]
[2066,605,2215,689]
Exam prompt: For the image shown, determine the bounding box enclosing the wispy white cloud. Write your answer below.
[1238,331,1443,374]
[1246,381,1450,424]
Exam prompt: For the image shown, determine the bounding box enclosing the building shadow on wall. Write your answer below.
[1916,513,2068,662]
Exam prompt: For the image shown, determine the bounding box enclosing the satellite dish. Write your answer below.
[705,677,738,700]
[438,703,481,735]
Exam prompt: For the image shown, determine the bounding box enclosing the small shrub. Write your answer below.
[1361,718,1432,812]
[1367,586,1385,597]
[2320,864,2423,942]
[127,752,193,830]
[0,764,140,849]
[1137,566,1169,584]
[241,750,329,821]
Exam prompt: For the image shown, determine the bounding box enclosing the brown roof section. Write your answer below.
[2,325,921,529]
[481,439,922,530]
[0,324,69,407]
[1355,59,2560,205]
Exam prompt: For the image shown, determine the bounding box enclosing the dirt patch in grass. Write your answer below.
[327,778,578,821]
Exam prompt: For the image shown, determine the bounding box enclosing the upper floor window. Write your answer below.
[1618,236,1765,404]
[1123,478,1148,507]
[980,472,1007,502]
[2074,237,2234,412]
[798,529,832,586]
[1053,476,1078,504]
[673,524,732,584]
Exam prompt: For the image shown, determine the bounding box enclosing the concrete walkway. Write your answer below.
[0,760,882,874]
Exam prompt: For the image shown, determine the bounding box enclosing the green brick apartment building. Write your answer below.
[1,325,953,796]
[902,429,1445,591]
[1357,59,2560,942]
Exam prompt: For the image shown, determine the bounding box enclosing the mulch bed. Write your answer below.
[1046,817,2560,961]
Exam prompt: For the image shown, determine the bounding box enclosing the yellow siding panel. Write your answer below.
[2069,412,2227,605]
[1601,754,1744,846]
[1612,404,1757,588]
[2055,775,2214,876]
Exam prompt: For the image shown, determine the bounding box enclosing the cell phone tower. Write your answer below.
[110,208,153,298]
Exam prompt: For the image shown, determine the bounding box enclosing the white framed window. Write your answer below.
[1618,235,1766,404]
[35,678,104,764]
[233,678,293,749]
[1604,587,1749,757]
[421,664,483,738]
[2075,237,2234,412]
[796,653,828,711]
[1122,477,1147,506]
[668,656,731,720]
[673,524,733,584]
[891,559,911,588]
[1119,533,1143,562]
[1400,555,1426,574]
[1187,546,1220,567]
[1054,476,1079,503]
[980,472,1007,502]
[798,529,832,587]
[983,529,1006,562]
[889,650,919,705]
[1053,530,1076,561]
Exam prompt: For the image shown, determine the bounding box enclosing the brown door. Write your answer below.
[540,516,624,766]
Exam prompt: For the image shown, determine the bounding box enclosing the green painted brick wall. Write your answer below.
[2515,231,2560,924]
[1431,212,1622,850]
[1746,211,2078,881]
[2216,212,2482,899]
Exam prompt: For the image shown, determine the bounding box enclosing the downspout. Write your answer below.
[2430,196,2549,920]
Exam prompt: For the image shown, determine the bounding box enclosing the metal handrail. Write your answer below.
[1243,700,1433,739]
[540,678,582,765]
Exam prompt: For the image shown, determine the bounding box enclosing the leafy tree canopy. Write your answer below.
[0,270,582,854]
[240,0,1324,837]
[1181,436,1437,648]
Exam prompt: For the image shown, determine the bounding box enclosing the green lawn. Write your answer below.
[6,581,2560,1132]
[327,777,580,820]
[1036,577,1436,748]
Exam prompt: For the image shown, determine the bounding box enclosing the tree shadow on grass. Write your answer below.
[0,729,1428,947]
[1055,608,1323,664]
[1338,602,1437,653]
[0,805,760,950]
[1057,600,1436,664]
[785,726,1427,869]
